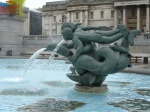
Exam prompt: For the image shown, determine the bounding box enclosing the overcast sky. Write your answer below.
[0,0,64,9]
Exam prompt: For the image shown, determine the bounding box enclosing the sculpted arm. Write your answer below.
[62,42,74,49]
[82,43,95,53]
[95,29,120,36]
[72,37,83,64]
[67,42,74,49]
[79,26,101,31]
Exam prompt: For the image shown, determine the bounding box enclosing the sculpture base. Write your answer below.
[74,83,108,93]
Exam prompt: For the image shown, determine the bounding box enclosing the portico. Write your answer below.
[114,0,150,31]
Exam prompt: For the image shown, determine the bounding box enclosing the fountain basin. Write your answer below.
[0,59,149,112]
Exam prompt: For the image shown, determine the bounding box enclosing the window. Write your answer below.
[111,10,114,18]
[90,12,94,19]
[100,11,104,18]
[53,16,56,22]
[76,12,79,19]
[131,9,135,17]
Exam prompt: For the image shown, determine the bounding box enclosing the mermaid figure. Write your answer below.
[46,23,140,85]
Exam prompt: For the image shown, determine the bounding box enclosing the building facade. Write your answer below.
[0,0,149,56]
[114,0,150,32]
[30,10,42,35]
[23,8,42,35]
[42,0,150,35]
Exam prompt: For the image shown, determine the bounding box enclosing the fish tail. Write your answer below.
[127,30,141,46]
[117,24,129,38]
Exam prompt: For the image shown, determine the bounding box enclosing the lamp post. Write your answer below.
[62,14,67,23]
[118,10,122,24]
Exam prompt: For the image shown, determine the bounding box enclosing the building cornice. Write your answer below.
[0,14,24,22]
[114,0,150,6]
[42,0,114,12]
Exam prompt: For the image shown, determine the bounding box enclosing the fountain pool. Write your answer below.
[0,59,150,112]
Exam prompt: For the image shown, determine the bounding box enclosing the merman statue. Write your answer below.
[46,23,140,87]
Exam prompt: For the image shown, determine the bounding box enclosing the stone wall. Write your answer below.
[42,0,115,35]
[22,35,62,53]
[22,34,150,54]
[0,15,24,56]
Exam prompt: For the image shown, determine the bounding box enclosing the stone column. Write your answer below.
[137,6,141,30]
[42,15,45,35]
[114,7,118,28]
[67,12,70,22]
[123,6,127,26]
[49,15,52,35]
[71,12,74,23]
[80,11,83,24]
[146,5,150,31]
[26,10,30,35]
[84,10,88,26]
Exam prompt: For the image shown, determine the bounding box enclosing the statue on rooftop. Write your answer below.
[46,22,140,87]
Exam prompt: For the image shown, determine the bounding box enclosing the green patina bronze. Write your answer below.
[46,22,140,86]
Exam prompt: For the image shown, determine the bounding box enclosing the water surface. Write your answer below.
[0,59,149,112]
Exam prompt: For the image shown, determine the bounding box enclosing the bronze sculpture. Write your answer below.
[46,23,140,86]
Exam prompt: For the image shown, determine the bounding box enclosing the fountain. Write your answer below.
[0,23,150,112]
[46,22,141,93]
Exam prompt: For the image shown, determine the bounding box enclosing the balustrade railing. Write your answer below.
[23,35,63,44]
[115,33,150,46]
[23,33,150,46]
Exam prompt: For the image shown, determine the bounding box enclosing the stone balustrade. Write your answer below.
[4,33,149,56]
[23,33,150,45]
[134,33,150,45]
[115,33,150,46]
[23,35,63,45]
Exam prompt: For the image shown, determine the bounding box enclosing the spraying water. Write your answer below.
[40,39,65,81]
[49,35,55,43]
[0,77,24,83]
[21,48,47,76]
[51,36,55,43]
[21,39,64,79]
[48,39,65,60]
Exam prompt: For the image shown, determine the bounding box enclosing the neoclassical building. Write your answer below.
[42,0,150,35]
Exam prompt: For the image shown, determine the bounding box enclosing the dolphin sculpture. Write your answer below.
[46,24,140,85]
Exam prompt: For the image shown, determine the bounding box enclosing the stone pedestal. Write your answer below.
[0,15,24,56]
[74,84,108,93]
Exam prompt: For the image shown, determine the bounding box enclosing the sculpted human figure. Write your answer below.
[61,22,123,64]
[46,23,140,85]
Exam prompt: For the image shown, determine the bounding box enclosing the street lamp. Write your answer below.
[62,14,67,23]
[118,10,122,24]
